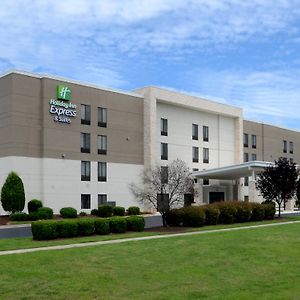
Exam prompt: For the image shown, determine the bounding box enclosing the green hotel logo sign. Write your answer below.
[49,85,77,124]
[57,85,72,101]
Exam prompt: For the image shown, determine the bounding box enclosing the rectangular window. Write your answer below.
[203,126,209,142]
[80,133,90,153]
[193,168,199,183]
[203,148,209,164]
[243,133,249,147]
[98,194,107,206]
[192,146,199,163]
[161,118,168,136]
[244,152,249,162]
[244,177,249,187]
[192,124,198,140]
[81,161,90,181]
[290,141,294,154]
[251,153,257,161]
[98,107,107,127]
[81,194,91,209]
[161,166,168,184]
[203,178,209,186]
[283,140,287,153]
[81,104,91,125]
[98,162,107,182]
[161,143,168,160]
[98,135,107,155]
[252,134,257,149]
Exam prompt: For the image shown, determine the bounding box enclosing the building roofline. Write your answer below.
[0,69,144,99]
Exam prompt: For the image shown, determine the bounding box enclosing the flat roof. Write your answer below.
[193,161,273,180]
[0,69,144,99]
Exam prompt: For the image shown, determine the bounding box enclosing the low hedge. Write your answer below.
[57,220,78,238]
[262,203,276,220]
[235,203,252,223]
[98,205,113,217]
[126,216,145,232]
[203,206,220,225]
[182,206,205,227]
[10,212,29,221]
[127,206,140,215]
[60,207,77,219]
[77,219,95,236]
[94,219,110,235]
[216,202,237,224]
[166,208,183,226]
[31,221,58,240]
[109,217,127,233]
[113,206,125,216]
[28,199,43,213]
[250,203,265,221]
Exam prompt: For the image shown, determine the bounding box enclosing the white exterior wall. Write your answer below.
[0,156,142,215]
[156,102,237,169]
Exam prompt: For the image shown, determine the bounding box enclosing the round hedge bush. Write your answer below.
[166,208,183,226]
[204,206,220,225]
[126,216,145,232]
[113,206,125,216]
[10,212,29,221]
[262,203,276,220]
[98,205,113,218]
[109,217,127,233]
[28,199,43,213]
[37,207,53,220]
[217,202,237,224]
[56,220,78,238]
[60,207,78,219]
[91,209,99,216]
[127,206,140,215]
[77,219,95,236]
[94,219,110,235]
[31,221,58,240]
[235,203,252,223]
[250,203,265,221]
[182,206,205,227]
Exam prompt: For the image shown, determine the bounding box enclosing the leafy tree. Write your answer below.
[256,157,298,217]
[130,159,195,226]
[1,172,25,213]
[296,180,300,208]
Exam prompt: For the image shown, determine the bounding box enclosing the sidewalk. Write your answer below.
[1,220,300,256]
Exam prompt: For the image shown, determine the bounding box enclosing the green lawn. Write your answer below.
[1,216,299,252]
[1,221,300,299]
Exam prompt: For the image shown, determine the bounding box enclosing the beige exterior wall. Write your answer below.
[243,120,300,164]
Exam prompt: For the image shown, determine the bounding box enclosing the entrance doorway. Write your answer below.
[209,192,225,204]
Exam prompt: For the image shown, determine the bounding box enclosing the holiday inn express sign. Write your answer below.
[49,85,77,124]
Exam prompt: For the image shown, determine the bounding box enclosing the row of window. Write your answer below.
[161,118,209,141]
[243,133,256,148]
[243,153,257,162]
[81,194,116,209]
[81,133,107,154]
[283,140,293,154]
[81,105,107,127]
[161,143,209,163]
[81,161,107,181]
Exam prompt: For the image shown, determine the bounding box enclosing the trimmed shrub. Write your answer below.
[37,207,53,220]
[98,205,113,218]
[127,206,140,215]
[94,219,110,235]
[109,217,127,233]
[77,219,95,236]
[1,171,25,213]
[28,199,43,213]
[166,208,183,226]
[28,212,39,221]
[79,211,87,217]
[204,206,220,225]
[60,207,77,219]
[31,221,58,240]
[182,206,206,227]
[235,203,252,223]
[262,203,276,220]
[91,209,99,216]
[250,203,265,221]
[57,220,78,238]
[113,206,125,216]
[126,216,145,232]
[10,212,29,221]
[217,202,237,224]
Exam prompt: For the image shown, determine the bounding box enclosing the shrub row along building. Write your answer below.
[0,70,299,214]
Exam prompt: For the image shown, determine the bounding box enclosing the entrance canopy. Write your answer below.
[193,161,273,180]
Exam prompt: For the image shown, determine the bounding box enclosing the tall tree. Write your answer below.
[130,159,195,226]
[256,157,298,217]
[1,171,25,213]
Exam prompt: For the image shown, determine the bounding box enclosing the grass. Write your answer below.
[1,221,300,299]
[1,216,300,252]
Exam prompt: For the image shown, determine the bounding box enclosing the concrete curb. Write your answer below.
[1,220,300,256]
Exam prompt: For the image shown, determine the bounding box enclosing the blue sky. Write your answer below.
[1,0,300,129]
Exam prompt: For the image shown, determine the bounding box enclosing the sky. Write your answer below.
[1,0,300,129]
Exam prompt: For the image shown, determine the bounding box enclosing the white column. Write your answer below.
[249,169,256,202]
